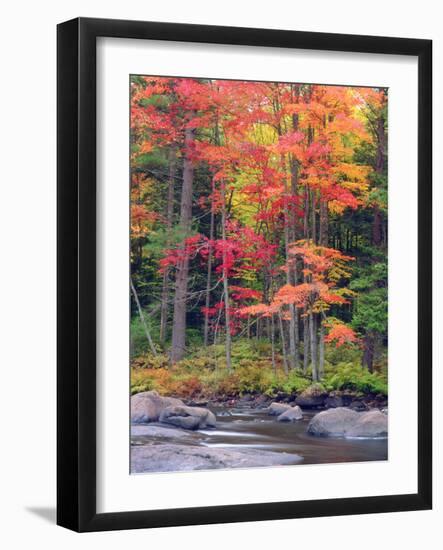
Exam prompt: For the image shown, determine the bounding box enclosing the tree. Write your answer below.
[170,123,195,362]
[351,260,387,372]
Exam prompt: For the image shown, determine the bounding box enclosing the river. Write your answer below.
[131,405,387,472]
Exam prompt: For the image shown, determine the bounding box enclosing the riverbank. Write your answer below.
[184,387,387,412]
[130,340,388,473]
[131,338,387,406]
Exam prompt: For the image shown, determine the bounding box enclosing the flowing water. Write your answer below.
[132,406,387,466]
[200,407,387,464]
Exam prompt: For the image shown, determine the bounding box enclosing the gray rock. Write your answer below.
[255,395,271,407]
[187,400,208,407]
[162,414,201,430]
[131,391,184,423]
[131,443,303,473]
[324,395,344,409]
[238,394,254,403]
[295,385,327,408]
[277,406,303,422]
[131,424,194,439]
[307,407,360,436]
[159,405,217,430]
[267,402,292,416]
[349,400,369,412]
[308,407,388,438]
[381,408,388,415]
[345,409,388,437]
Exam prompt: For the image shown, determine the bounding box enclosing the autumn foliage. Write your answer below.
[130,75,388,381]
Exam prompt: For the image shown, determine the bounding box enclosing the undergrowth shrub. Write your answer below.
[130,339,387,398]
[131,353,169,370]
[264,370,311,396]
[130,367,173,395]
[323,362,387,395]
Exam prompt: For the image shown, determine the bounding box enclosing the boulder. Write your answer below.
[277,406,303,422]
[307,407,388,438]
[131,391,184,423]
[307,407,360,436]
[295,385,327,408]
[131,424,198,440]
[345,409,388,437]
[255,394,271,408]
[131,443,302,473]
[159,405,217,430]
[267,402,293,416]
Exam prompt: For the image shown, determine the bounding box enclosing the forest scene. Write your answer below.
[130,76,388,473]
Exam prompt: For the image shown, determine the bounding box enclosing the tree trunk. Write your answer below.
[171,126,194,363]
[203,193,215,346]
[281,154,297,370]
[303,313,310,374]
[373,109,386,247]
[319,319,325,379]
[130,277,157,356]
[278,311,289,375]
[287,309,297,370]
[309,311,318,381]
[319,199,328,247]
[372,206,382,246]
[311,190,317,244]
[221,183,232,371]
[159,146,176,346]
[303,182,310,374]
[271,313,276,373]
[376,114,386,174]
[304,185,309,239]
[363,333,375,373]
[204,115,220,346]
[289,117,301,370]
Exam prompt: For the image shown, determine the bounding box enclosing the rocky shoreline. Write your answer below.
[192,385,388,412]
[130,390,387,473]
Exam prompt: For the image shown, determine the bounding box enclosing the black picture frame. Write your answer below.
[57,17,432,532]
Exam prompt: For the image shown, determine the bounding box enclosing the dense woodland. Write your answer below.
[130,76,388,398]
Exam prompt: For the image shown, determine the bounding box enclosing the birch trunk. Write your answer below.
[131,277,157,356]
[221,183,232,371]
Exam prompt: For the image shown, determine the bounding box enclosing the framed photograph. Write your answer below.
[57,17,432,532]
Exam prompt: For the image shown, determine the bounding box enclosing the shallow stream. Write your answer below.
[132,406,387,466]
